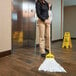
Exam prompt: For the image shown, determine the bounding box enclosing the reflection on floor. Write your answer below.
[0,40,76,76]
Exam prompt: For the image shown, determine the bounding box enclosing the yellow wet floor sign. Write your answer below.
[18,32,23,43]
[62,32,72,48]
[13,31,19,39]
[13,31,23,43]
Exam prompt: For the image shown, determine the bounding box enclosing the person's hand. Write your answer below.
[45,19,50,24]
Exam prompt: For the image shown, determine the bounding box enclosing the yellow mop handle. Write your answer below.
[46,23,54,58]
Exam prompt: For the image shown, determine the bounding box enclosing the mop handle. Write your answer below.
[48,7,52,54]
[49,23,51,54]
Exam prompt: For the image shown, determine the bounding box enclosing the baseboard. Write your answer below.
[0,50,11,58]
[51,39,63,43]
[36,39,63,46]
[71,38,76,40]
[51,38,76,43]
[36,38,76,46]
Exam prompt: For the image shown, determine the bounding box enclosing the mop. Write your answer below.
[38,24,66,72]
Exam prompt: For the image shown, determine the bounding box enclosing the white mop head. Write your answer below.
[38,58,66,72]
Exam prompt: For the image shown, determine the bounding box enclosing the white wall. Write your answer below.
[48,0,63,41]
[0,0,11,52]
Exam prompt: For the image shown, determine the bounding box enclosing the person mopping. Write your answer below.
[36,0,66,72]
[36,0,52,57]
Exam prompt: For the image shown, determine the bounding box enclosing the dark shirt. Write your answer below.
[36,0,49,22]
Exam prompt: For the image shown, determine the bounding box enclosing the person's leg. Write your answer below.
[45,23,51,52]
[38,20,46,54]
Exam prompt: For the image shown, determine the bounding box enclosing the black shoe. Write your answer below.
[45,49,49,53]
[41,53,46,58]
